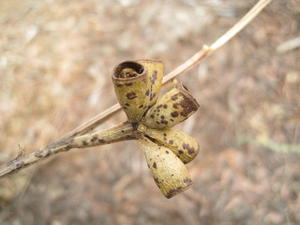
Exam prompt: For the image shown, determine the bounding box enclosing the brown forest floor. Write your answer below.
[0,0,300,225]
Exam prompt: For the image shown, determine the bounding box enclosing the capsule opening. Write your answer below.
[114,61,144,79]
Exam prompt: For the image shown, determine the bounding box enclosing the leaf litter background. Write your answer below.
[0,0,300,224]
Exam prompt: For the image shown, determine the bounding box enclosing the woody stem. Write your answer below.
[0,122,135,177]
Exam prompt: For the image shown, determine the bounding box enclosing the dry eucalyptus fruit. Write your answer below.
[65,59,200,198]
[112,60,200,198]
[112,60,163,122]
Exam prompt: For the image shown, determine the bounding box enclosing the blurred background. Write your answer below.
[0,0,299,224]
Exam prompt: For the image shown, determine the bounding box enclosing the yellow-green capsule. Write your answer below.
[142,84,199,129]
[137,59,163,107]
[112,61,149,122]
[138,137,192,199]
[138,125,199,164]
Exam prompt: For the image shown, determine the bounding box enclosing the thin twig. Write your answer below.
[210,0,272,50]
[0,122,135,177]
[68,103,121,137]
[0,0,272,178]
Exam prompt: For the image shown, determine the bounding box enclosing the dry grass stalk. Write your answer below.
[0,0,272,178]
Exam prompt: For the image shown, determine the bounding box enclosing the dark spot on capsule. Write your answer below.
[163,104,168,109]
[163,133,167,136]
[82,140,88,146]
[151,71,158,84]
[165,150,169,154]
[182,143,195,154]
[152,162,157,169]
[171,94,179,101]
[167,189,176,198]
[156,121,160,124]
[188,148,195,155]
[160,115,165,119]
[179,93,199,117]
[173,103,179,109]
[170,119,174,122]
[178,150,184,154]
[154,177,160,186]
[126,92,137,100]
[187,147,195,154]
[125,103,130,107]
[91,135,98,142]
[145,90,150,96]
[168,140,174,145]
[171,111,179,117]
[162,120,168,125]
[180,112,187,117]
[183,177,192,185]
[125,82,133,86]
[139,104,144,108]
[166,186,183,199]
[171,174,174,177]
[116,83,123,87]
[150,114,155,119]
[150,93,156,101]
[121,130,125,133]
